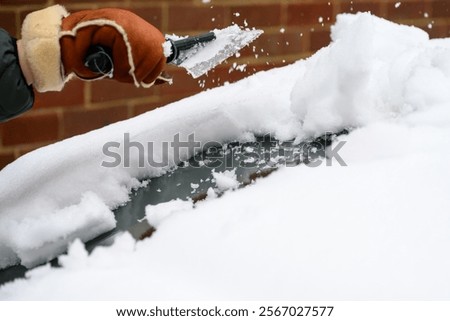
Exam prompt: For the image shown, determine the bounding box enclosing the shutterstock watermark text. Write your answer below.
[101,133,347,169]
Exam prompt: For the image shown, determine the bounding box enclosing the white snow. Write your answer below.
[146,199,193,228]
[179,25,263,78]
[212,169,239,192]
[162,41,173,58]
[0,192,115,269]
[1,12,450,300]
[291,13,438,138]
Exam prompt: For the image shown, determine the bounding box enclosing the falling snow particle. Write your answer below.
[280,28,285,33]
[318,17,324,23]
[198,80,206,88]
[394,2,401,8]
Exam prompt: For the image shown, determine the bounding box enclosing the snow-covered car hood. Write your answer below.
[1,13,450,299]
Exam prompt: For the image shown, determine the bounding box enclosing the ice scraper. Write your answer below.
[164,25,263,78]
[84,25,263,79]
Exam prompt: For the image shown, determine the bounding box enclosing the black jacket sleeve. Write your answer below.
[0,28,34,122]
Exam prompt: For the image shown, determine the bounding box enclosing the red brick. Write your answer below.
[230,4,282,28]
[420,23,450,39]
[200,62,284,88]
[20,6,92,24]
[168,4,227,32]
[0,152,16,170]
[1,0,47,4]
[386,1,426,19]
[0,11,17,36]
[33,79,84,110]
[432,0,450,18]
[91,79,159,103]
[213,61,288,88]
[200,65,245,87]
[241,31,308,57]
[132,95,186,117]
[129,7,163,30]
[17,144,44,157]
[310,29,331,52]
[340,1,383,16]
[287,3,334,26]
[62,106,128,138]
[132,103,163,117]
[1,112,59,146]
[19,5,161,29]
[49,1,96,9]
[159,66,204,97]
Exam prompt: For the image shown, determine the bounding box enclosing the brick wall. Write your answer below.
[0,0,449,169]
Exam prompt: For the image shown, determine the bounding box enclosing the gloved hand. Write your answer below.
[19,5,170,92]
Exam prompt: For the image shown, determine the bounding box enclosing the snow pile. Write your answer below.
[292,13,450,137]
[0,192,114,269]
[1,13,450,299]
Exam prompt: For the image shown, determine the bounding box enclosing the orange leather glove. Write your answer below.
[20,5,170,92]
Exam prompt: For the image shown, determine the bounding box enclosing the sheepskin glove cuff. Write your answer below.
[21,5,170,92]
[21,5,69,92]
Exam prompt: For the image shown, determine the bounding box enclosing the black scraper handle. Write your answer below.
[166,31,216,64]
[84,32,216,73]
[84,45,114,76]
